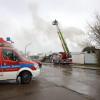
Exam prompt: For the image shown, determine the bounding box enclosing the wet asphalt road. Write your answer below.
[0,64,100,100]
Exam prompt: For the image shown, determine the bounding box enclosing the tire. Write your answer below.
[17,71,32,84]
[16,76,21,84]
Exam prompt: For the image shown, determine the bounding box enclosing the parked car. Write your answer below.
[29,56,42,68]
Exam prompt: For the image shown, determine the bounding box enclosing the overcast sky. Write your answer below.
[0,0,100,53]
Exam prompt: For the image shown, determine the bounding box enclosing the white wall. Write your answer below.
[84,53,97,64]
[71,52,97,64]
[71,53,84,64]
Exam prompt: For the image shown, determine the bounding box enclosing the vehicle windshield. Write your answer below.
[14,49,30,62]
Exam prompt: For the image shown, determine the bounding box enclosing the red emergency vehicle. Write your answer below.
[51,52,72,64]
[0,38,40,84]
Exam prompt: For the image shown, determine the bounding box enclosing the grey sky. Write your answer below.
[0,0,100,53]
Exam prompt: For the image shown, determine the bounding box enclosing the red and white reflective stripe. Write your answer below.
[0,68,20,72]
[0,67,36,72]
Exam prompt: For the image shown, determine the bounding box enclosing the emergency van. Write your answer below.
[0,38,40,84]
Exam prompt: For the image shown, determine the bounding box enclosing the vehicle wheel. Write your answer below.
[16,76,21,84]
[17,71,32,84]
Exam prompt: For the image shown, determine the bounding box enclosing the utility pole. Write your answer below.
[25,42,32,57]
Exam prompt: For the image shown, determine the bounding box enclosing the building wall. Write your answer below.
[71,52,97,64]
[71,53,84,64]
[84,53,97,64]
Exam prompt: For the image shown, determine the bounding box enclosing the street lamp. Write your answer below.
[25,42,32,57]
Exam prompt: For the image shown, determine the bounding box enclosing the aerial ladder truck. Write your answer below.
[52,20,72,64]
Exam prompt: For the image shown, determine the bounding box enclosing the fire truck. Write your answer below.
[52,20,72,64]
[0,38,40,84]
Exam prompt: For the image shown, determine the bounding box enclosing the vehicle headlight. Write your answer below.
[33,63,39,69]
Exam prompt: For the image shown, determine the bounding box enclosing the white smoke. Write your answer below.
[0,0,87,53]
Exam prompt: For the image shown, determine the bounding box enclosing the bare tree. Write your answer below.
[89,14,100,65]
[89,14,100,46]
